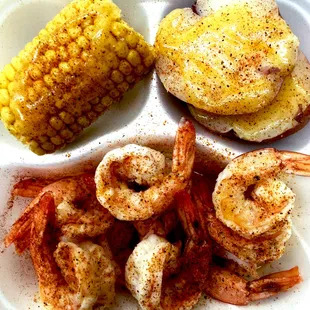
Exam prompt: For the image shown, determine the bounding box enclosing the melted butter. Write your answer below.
[156,4,299,115]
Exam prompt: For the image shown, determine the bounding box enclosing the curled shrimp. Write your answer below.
[4,174,114,253]
[205,265,302,305]
[212,148,310,238]
[29,193,116,309]
[95,118,196,221]
[192,173,292,266]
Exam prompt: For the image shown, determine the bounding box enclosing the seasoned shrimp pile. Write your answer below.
[3,119,308,310]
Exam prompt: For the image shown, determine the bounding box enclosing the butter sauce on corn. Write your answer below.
[0,0,154,155]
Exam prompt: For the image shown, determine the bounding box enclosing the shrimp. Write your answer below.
[30,192,116,310]
[160,191,212,310]
[191,173,292,266]
[4,174,114,253]
[95,117,196,221]
[125,234,180,310]
[212,148,310,238]
[205,265,302,305]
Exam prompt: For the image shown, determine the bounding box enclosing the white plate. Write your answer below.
[0,0,309,309]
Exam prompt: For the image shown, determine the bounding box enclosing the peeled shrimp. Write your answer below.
[213,148,310,238]
[95,118,196,221]
[192,173,292,266]
[205,265,302,305]
[125,234,180,310]
[4,174,114,253]
[29,193,116,310]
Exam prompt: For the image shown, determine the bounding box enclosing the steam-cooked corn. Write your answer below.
[0,0,154,155]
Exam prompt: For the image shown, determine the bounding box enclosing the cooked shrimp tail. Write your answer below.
[206,266,302,306]
[29,192,64,288]
[278,150,310,176]
[172,118,196,178]
[249,266,302,301]
[13,178,54,198]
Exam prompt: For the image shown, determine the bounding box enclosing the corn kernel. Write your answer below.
[29,140,39,150]
[115,41,129,59]
[77,36,89,49]
[25,42,33,52]
[144,55,154,68]
[0,89,10,106]
[4,64,16,81]
[8,82,17,96]
[55,99,65,109]
[105,80,115,91]
[119,60,132,75]
[137,41,149,57]
[60,128,74,139]
[39,29,49,40]
[77,116,90,127]
[117,81,130,93]
[135,64,145,75]
[46,21,57,33]
[87,111,97,120]
[63,92,73,102]
[111,22,128,38]
[57,31,70,45]
[68,124,81,134]
[11,56,23,71]
[93,103,106,112]
[127,50,141,67]
[43,74,54,88]
[18,50,32,63]
[84,25,96,40]
[97,62,110,76]
[45,50,57,63]
[51,136,64,146]
[0,72,9,88]
[109,89,120,99]
[111,70,124,84]
[28,87,38,103]
[54,13,66,26]
[60,111,75,124]
[33,80,44,94]
[82,103,92,112]
[90,97,100,105]
[81,50,91,62]
[41,141,55,151]
[51,68,61,81]
[68,42,81,58]
[47,126,57,137]
[20,135,31,144]
[101,96,113,107]
[106,53,120,69]
[69,58,83,73]
[126,32,139,48]
[50,116,64,131]
[28,64,42,80]
[68,26,82,39]
[38,135,49,143]
[1,107,15,124]
[59,62,71,74]
[126,75,136,83]
[64,7,77,20]
[38,56,50,73]
[58,46,69,61]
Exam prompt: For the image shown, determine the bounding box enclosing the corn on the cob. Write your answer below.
[0,0,154,155]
